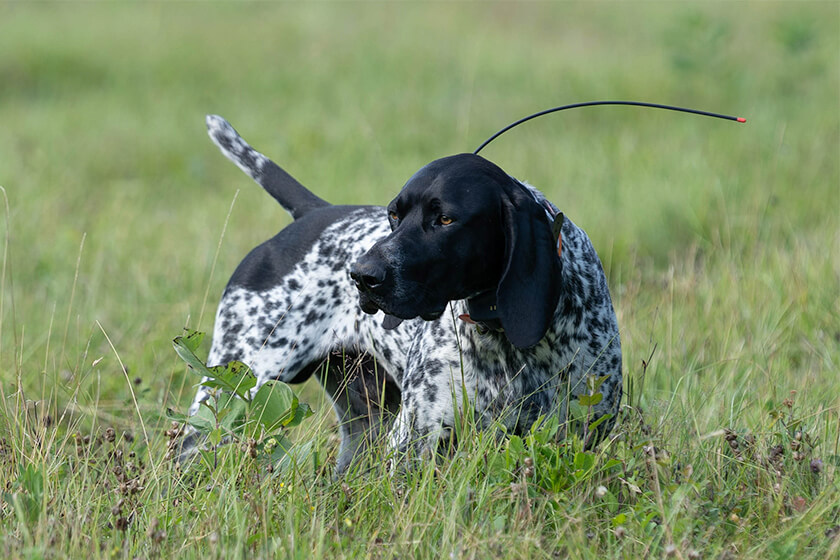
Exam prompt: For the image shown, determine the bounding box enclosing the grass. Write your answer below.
[0,2,838,558]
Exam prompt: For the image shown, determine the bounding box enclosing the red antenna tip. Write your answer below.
[737,117,747,123]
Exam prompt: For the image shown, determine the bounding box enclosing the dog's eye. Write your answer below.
[438,215,454,226]
[388,211,399,221]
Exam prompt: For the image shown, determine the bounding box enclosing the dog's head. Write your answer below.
[350,153,561,349]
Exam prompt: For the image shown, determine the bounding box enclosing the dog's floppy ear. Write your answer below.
[496,184,562,349]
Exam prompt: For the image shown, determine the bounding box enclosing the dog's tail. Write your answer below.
[205,115,329,220]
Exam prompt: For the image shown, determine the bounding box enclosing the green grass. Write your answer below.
[0,2,838,558]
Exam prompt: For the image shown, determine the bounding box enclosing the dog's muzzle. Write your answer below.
[349,258,389,315]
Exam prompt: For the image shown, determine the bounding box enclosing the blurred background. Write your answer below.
[0,2,836,429]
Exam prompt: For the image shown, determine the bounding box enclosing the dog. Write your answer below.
[186,115,622,474]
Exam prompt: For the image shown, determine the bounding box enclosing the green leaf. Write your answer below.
[567,400,586,422]
[573,451,596,478]
[578,393,603,407]
[586,374,611,394]
[587,412,612,432]
[603,458,623,470]
[603,489,619,513]
[20,465,44,499]
[285,401,313,428]
[251,381,297,432]
[6,465,44,526]
[179,330,205,352]
[218,397,248,435]
[201,361,257,401]
[187,405,216,433]
[173,335,213,378]
[485,453,507,481]
[611,513,627,527]
[208,427,223,447]
[507,435,525,457]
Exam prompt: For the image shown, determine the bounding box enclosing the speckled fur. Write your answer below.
[187,116,621,473]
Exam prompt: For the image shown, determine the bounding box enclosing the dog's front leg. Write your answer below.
[385,360,468,469]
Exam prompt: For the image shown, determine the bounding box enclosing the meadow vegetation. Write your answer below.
[0,3,837,558]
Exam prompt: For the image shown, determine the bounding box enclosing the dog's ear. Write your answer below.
[496,184,561,349]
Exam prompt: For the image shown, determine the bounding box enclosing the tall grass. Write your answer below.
[0,2,837,558]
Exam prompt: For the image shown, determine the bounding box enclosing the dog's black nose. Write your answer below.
[350,261,386,291]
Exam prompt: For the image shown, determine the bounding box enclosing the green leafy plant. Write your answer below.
[3,464,44,532]
[167,330,312,468]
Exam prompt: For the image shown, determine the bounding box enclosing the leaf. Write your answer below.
[587,412,612,432]
[7,465,44,526]
[179,330,205,352]
[573,451,596,475]
[540,414,560,440]
[603,458,623,471]
[251,381,297,433]
[567,400,587,422]
[578,393,603,407]
[20,465,44,499]
[187,405,216,433]
[201,361,257,401]
[507,435,525,457]
[485,453,508,480]
[611,513,627,527]
[586,374,611,394]
[218,397,248,435]
[285,401,313,428]
[173,335,213,378]
[604,489,619,514]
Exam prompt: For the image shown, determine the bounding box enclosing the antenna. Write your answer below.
[473,100,746,155]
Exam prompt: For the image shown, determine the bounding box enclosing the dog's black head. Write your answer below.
[350,153,561,349]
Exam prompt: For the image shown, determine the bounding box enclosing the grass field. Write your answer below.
[0,2,838,558]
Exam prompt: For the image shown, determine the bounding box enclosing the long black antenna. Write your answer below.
[473,100,746,155]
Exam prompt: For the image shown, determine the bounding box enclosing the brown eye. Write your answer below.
[388,211,399,221]
[438,215,453,225]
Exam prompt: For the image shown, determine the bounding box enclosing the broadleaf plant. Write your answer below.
[169,330,313,470]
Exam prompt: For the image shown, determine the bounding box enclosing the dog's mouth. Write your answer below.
[357,291,381,315]
[356,290,445,323]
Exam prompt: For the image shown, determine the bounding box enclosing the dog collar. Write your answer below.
[459,290,503,332]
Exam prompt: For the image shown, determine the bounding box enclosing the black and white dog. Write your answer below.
[187,115,622,473]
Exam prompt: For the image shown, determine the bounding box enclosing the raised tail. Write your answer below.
[205,115,329,220]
